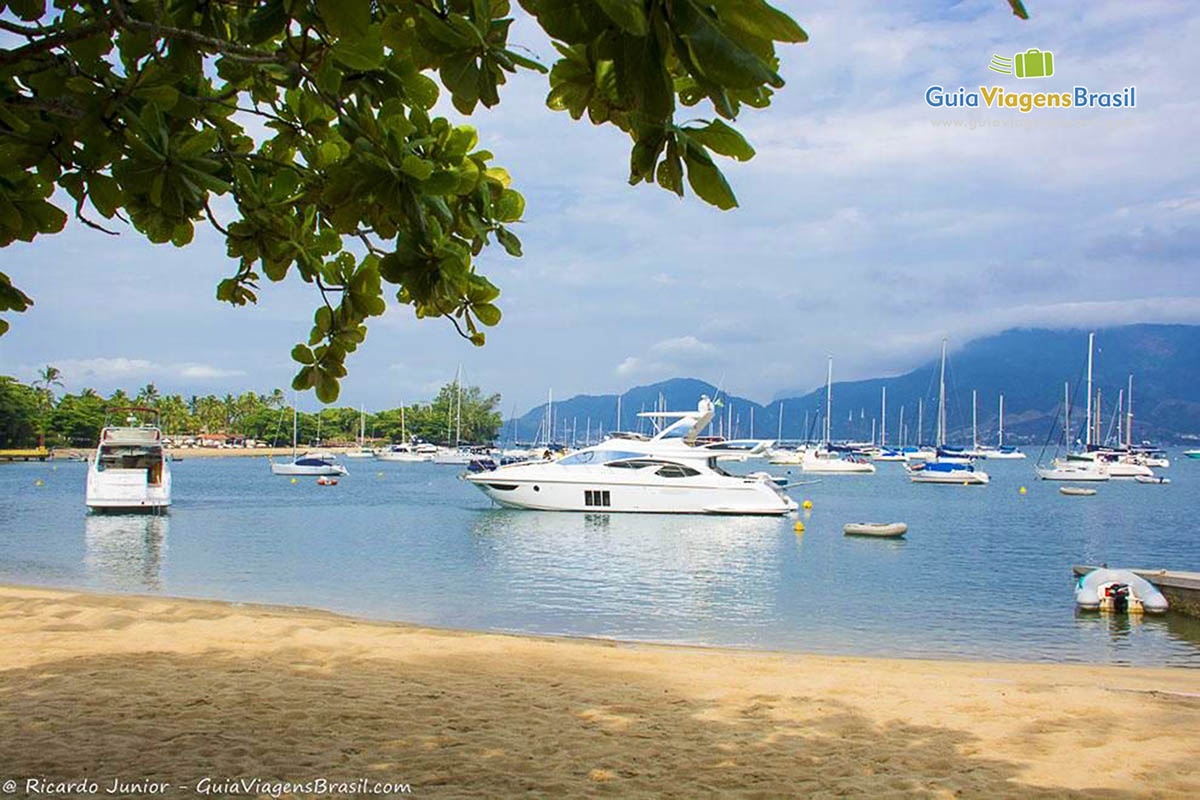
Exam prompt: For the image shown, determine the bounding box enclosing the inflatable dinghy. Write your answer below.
[1059,486,1097,496]
[1134,475,1170,485]
[1075,568,1168,614]
[843,522,907,538]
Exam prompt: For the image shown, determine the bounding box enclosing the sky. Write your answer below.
[3,0,1199,414]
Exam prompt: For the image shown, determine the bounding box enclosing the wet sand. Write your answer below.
[1,584,1197,797]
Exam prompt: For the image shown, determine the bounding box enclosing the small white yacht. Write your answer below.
[86,409,172,512]
[377,442,437,462]
[907,461,989,485]
[342,407,375,457]
[464,397,796,515]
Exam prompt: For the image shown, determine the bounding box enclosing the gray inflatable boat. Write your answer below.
[1075,568,1168,614]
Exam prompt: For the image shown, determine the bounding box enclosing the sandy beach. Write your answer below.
[1,585,1197,798]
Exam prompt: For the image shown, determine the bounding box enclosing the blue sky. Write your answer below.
[3,0,1198,413]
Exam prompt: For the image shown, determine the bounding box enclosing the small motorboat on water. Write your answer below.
[1075,568,1168,614]
[316,475,339,486]
[1134,475,1170,485]
[1059,486,1097,496]
[843,522,907,538]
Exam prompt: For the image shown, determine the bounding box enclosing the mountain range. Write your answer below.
[505,325,1200,445]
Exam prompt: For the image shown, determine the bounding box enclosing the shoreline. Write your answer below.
[2,584,1198,796]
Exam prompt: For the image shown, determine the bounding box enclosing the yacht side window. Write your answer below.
[655,464,700,478]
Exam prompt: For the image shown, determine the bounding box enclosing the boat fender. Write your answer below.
[794,521,805,533]
[802,500,813,510]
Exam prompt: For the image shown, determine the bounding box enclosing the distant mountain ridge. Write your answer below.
[507,325,1200,444]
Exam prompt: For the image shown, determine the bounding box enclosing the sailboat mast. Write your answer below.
[401,403,406,443]
[898,405,905,447]
[917,399,923,446]
[777,402,783,441]
[749,406,754,439]
[881,386,887,448]
[1126,373,1134,449]
[1064,381,1070,448]
[292,400,298,458]
[1084,331,1094,449]
[999,393,1005,448]
[824,356,833,445]
[616,394,621,432]
[455,379,462,447]
[971,389,977,450]
[937,338,947,448]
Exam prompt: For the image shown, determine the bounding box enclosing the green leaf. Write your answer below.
[681,143,737,210]
[684,120,755,161]
[318,0,371,39]
[291,344,316,364]
[711,0,808,43]
[673,0,783,90]
[332,25,384,70]
[594,0,649,36]
[400,154,436,181]
[496,227,522,257]
[473,302,502,326]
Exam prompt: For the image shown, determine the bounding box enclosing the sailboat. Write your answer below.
[981,393,1026,459]
[270,402,348,476]
[1036,333,1108,482]
[908,339,989,485]
[801,357,876,474]
[433,367,474,464]
[343,405,375,458]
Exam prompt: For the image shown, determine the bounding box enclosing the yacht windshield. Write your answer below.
[557,449,643,466]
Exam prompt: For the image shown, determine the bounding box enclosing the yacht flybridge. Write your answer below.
[86,408,171,512]
[464,397,797,515]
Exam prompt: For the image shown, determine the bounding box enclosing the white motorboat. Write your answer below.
[86,408,171,512]
[1059,486,1097,496]
[1134,475,1170,485]
[376,443,435,462]
[270,405,348,476]
[464,397,797,515]
[433,447,475,465]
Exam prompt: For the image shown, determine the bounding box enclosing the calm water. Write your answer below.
[2,455,1198,666]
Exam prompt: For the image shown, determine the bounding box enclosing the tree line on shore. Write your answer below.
[0,368,501,449]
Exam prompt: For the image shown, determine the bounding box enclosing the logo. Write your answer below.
[989,49,1054,79]
[925,48,1135,113]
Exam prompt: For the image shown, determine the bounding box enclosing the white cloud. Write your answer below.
[27,358,244,387]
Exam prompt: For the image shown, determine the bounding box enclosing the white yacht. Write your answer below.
[910,339,990,485]
[464,397,797,515]
[86,409,172,512]
[377,442,436,462]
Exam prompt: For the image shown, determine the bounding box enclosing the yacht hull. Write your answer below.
[270,462,348,476]
[467,476,796,515]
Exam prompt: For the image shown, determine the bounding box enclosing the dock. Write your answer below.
[1073,564,1200,618]
[0,447,51,462]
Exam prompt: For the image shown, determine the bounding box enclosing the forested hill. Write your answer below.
[507,325,1200,445]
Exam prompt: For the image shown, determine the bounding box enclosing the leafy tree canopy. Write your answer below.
[0,1,1027,402]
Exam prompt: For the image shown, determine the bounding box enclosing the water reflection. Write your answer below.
[466,509,789,641]
[84,514,168,590]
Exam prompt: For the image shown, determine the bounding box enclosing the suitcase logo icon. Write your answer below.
[989,49,1055,78]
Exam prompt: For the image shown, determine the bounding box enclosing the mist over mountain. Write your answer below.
[507,325,1200,445]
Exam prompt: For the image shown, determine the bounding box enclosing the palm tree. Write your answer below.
[136,383,160,406]
[31,365,64,446]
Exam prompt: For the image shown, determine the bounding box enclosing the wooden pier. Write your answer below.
[1073,564,1200,618]
[0,447,51,462]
